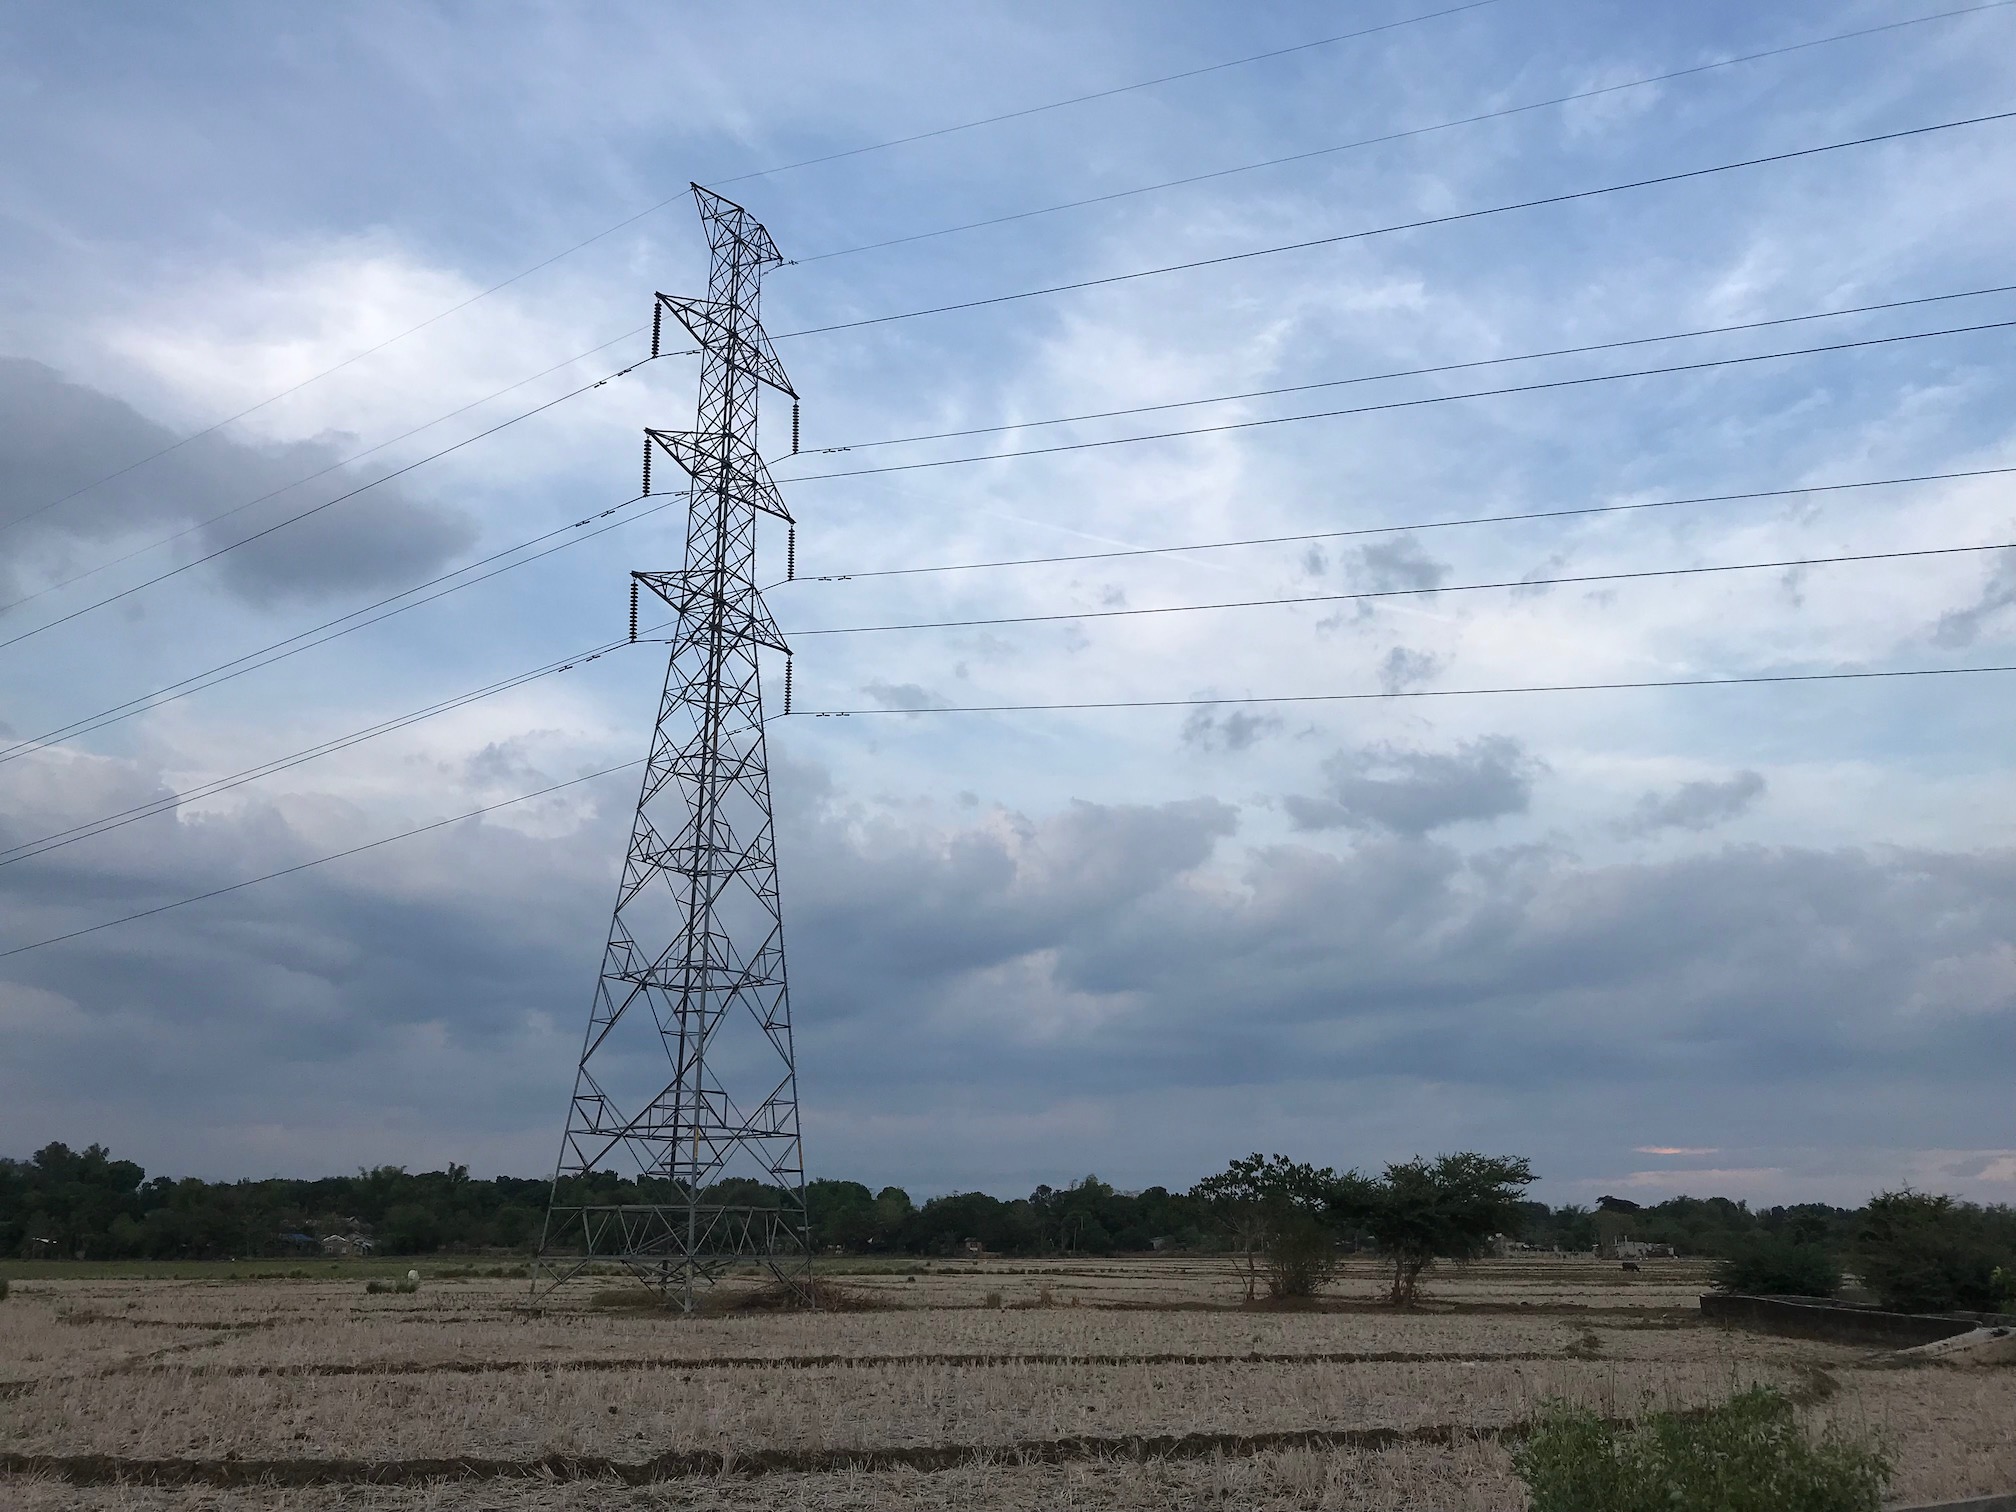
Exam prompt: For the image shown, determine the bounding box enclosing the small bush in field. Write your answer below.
[364,1275,420,1296]
[1513,1386,1888,1512]
[0,1277,10,1302]
[983,1290,1003,1309]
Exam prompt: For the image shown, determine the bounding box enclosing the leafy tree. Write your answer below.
[1192,1153,1340,1299]
[1856,1190,2016,1314]
[1712,1233,1842,1297]
[1550,1202,1598,1253]
[806,1179,877,1249]
[1346,1152,1535,1305]
[376,1203,442,1255]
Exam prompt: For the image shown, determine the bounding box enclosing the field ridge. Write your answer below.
[1,1422,1535,1487]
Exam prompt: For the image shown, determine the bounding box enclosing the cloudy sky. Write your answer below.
[3,0,2014,1208]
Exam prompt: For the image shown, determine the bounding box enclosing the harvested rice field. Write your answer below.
[1,1255,2009,1508]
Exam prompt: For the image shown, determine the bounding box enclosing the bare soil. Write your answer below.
[0,1255,2007,1508]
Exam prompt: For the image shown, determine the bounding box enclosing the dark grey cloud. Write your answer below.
[0,357,476,605]
[1933,554,2016,647]
[1351,537,1448,594]
[2,748,2013,1200]
[1282,737,1536,836]
[1180,706,1282,752]
[863,680,949,710]
[1377,646,1443,693]
[1622,770,1766,835]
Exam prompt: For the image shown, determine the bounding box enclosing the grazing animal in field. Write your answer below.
[1621,1261,1641,1273]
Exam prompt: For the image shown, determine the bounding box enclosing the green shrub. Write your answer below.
[1856,1191,2016,1314]
[0,1276,10,1302]
[1513,1386,1888,1512]
[1712,1234,1842,1297]
[1263,1213,1338,1299]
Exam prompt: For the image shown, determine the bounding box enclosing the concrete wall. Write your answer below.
[1698,1292,1981,1348]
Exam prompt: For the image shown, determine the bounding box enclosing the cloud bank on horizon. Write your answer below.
[1,0,2013,1207]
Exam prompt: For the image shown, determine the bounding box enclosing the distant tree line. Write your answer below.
[4,1142,2010,1315]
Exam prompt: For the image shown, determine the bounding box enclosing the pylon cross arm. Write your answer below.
[656,294,796,399]
[644,429,793,523]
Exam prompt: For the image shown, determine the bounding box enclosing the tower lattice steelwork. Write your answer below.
[535,184,809,1312]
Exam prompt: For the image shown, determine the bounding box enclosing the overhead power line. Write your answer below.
[0,621,672,869]
[6,1,1495,538]
[775,317,2016,484]
[3,305,1998,748]
[718,0,1508,187]
[790,538,2016,637]
[31,282,2002,628]
[11,451,2010,775]
[14,293,1999,641]
[0,332,677,615]
[787,465,2016,583]
[799,663,2016,718]
[794,1,2016,264]
[10,657,2016,960]
[789,283,2016,457]
[0,490,686,770]
[0,760,647,962]
[18,292,1991,722]
[12,10,1998,560]
[17,465,2014,861]
[771,110,2016,342]
[0,358,660,655]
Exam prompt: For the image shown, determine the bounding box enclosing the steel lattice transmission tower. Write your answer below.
[534,184,809,1312]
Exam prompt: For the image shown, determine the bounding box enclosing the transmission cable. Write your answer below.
[785,464,2016,583]
[0,332,686,616]
[787,284,2016,461]
[0,490,686,769]
[775,317,2016,484]
[0,760,648,961]
[5,1,1496,537]
[14,294,1999,644]
[5,312,2001,750]
[0,357,661,655]
[16,463,2013,858]
[795,663,2016,719]
[0,619,672,869]
[794,1,2016,264]
[13,44,2001,561]
[12,444,2012,772]
[9,658,2016,962]
[770,109,2016,342]
[788,538,2016,637]
[32,282,2004,628]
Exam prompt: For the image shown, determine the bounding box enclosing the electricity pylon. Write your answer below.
[534,184,809,1312]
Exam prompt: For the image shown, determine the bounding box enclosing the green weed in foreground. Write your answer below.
[1513,1386,1889,1512]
